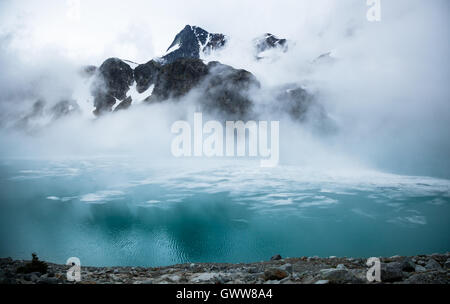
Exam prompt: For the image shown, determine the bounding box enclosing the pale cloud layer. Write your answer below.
[0,0,374,64]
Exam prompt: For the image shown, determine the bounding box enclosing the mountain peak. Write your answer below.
[254,33,288,59]
[162,25,227,64]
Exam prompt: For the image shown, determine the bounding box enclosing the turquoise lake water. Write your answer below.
[0,158,449,267]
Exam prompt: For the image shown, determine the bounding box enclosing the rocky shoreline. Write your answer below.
[1,253,449,284]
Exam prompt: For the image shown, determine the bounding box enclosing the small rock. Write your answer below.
[400,258,416,272]
[270,254,282,261]
[23,274,32,281]
[444,259,450,269]
[415,265,427,272]
[168,275,181,283]
[381,263,403,282]
[263,268,289,281]
[191,273,220,283]
[336,264,347,270]
[113,269,119,274]
[315,280,330,284]
[425,259,442,270]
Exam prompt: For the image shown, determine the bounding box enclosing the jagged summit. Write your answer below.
[162,25,227,64]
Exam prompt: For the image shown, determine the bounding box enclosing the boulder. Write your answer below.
[201,61,259,118]
[415,265,427,272]
[91,58,134,115]
[319,268,363,284]
[399,258,416,272]
[270,254,282,261]
[146,58,209,102]
[444,259,450,269]
[425,259,442,270]
[380,262,403,282]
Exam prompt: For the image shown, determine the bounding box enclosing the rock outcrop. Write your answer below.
[91,58,134,115]
[83,26,328,125]
[133,60,161,93]
[254,33,288,59]
[146,58,210,102]
[144,58,259,119]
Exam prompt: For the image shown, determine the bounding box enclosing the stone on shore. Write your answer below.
[380,262,404,282]
[263,268,289,281]
[270,254,282,261]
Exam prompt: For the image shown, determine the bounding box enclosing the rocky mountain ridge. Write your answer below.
[15,24,333,133]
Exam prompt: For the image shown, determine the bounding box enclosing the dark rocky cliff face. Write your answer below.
[97,58,134,100]
[90,58,134,115]
[84,25,330,127]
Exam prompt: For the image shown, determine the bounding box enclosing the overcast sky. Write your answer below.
[0,0,372,64]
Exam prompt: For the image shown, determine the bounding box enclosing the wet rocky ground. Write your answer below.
[1,253,449,284]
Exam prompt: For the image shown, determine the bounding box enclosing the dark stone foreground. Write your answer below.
[1,253,449,284]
